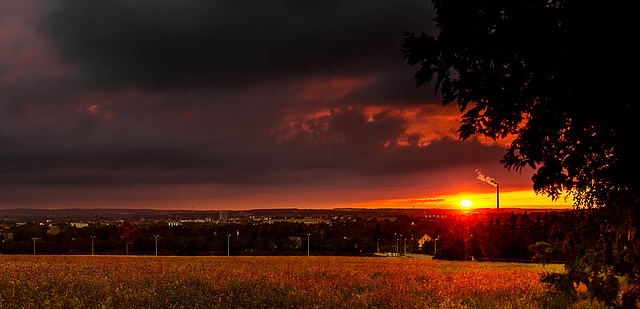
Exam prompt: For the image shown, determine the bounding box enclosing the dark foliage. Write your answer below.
[0,216,425,256]
[401,0,636,306]
[0,211,583,262]
[401,0,635,206]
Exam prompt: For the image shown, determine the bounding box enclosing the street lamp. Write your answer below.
[90,236,96,255]
[434,236,440,255]
[227,234,231,256]
[32,237,38,255]
[403,238,407,255]
[154,235,159,256]
[307,233,310,256]
[410,235,414,255]
[394,233,398,256]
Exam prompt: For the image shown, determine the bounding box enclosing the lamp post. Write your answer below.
[410,235,414,255]
[154,235,159,256]
[394,233,398,256]
[90,236,96,255]
[403,238,407,255]
[227,234,231,256]
[32,237,37,255]
[434,236,440,255]
[307,233,310,256]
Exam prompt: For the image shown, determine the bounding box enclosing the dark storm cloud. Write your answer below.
[1,0,543,209]
[0,99,504,188]
[45,0,434,86]
[338,65,440,107]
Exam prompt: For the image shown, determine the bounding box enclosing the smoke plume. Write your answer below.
[476,169,498,187]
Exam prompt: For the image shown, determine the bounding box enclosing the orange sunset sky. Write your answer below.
[0,1,573,210]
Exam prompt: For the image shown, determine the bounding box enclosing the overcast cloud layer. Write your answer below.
[0,0,544,209]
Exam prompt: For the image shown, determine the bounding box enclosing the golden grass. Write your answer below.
[0,255,603,308]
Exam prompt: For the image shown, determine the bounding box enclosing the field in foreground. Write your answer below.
[0,255,604,308]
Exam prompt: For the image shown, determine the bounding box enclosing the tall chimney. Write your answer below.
[476,169,500,212]
[496,184,500,212]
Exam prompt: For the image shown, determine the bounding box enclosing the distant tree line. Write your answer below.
[434,211,578,262]
[0,211,581,260]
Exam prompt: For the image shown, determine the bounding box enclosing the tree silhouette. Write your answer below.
[402,0,637,307]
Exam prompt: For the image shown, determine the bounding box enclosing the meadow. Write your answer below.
[0,255,604,308]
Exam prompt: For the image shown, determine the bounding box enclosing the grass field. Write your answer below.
[0,255,605,308]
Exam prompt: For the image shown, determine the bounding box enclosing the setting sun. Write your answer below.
[460,199,474,207]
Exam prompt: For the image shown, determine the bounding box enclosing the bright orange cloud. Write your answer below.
[276,101,516,149]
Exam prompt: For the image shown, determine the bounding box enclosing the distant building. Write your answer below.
[417,233,434,249]
[301,217,330,224]
[71,222,88,228]
[2,232,13,241]
[47,226,61,235]
[425,214,448,219]
[269,217,330,225]
[168,221,182,227]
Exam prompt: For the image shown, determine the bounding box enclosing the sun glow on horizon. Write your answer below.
[460,199,473,207]
[346,188,574,210]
